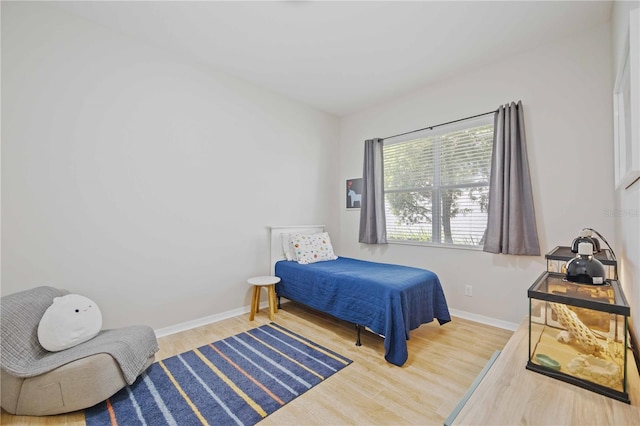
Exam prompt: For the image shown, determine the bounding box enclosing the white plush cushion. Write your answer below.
[290,232,338,264]
[281,233,294,261]
[288,235,300,262]
[37,294,102,352]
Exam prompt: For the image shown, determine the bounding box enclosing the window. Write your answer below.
[383,115,494,247]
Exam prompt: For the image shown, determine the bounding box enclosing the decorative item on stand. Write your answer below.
[571,229,601,253]
[527,228,630,403]
[565,242,606,285]
[546,228,618,280]
[577,228,617,278]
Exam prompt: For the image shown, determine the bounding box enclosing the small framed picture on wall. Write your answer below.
[346,178,363,209]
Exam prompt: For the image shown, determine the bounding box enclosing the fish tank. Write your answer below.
[527,271,630,403]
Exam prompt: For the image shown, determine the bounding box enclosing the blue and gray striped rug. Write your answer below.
[85,323,352,426]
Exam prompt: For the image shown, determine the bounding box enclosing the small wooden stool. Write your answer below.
[247,276,280,321]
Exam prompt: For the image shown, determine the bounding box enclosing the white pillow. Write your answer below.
[290,232,338,264]
[280,233,302,261]
[37,294,103,352]
[288,234,301,262]
[281,233,294,261]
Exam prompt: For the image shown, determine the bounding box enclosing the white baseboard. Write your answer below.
[154,301,272,338]
[448,308,520,331]
[154,303,519,338]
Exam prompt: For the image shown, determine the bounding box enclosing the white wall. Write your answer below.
[611,1,640,345]
[3,2,633,338]
[338,22,615,326]
[1,3,339,330]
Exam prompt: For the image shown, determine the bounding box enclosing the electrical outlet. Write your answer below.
[465,285,473,297]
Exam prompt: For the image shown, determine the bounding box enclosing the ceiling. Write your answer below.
[49,1,612,117]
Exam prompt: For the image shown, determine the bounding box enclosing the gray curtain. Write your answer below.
[359,138,387,244]
[483,101,540,255]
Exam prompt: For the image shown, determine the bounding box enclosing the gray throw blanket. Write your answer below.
[1,286,159,385]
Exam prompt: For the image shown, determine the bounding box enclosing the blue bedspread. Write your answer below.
[275,257,451,366]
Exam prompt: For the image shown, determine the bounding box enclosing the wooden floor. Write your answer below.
[451,318,640,425]
[1,302,513,425]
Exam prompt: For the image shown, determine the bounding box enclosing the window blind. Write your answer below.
[383,115,494,246]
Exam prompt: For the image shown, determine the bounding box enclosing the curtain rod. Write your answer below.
[383,110,497,140]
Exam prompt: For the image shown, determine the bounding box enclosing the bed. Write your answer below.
[270,225,451,366]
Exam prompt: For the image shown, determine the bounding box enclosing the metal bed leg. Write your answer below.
[355,324,362,346]
[277,296,281,309]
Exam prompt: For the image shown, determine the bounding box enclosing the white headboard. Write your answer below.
[269,225,325,275]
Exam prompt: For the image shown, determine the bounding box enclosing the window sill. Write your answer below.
[387,240,483,252]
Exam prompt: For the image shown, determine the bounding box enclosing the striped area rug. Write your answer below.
[85,323,352,426]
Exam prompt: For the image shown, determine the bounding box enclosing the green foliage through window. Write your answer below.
[383,116,494,246]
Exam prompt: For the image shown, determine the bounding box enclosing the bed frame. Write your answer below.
[269,225,367,346]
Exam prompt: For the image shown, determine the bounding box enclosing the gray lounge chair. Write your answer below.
[1,286,158,416]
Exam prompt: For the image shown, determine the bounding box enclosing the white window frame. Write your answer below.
[383,115,494,249]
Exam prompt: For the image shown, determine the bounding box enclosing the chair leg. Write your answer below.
[254,286,261,313]
[249,286,259,321]
[272,287,278,313]
[268,285,276,321]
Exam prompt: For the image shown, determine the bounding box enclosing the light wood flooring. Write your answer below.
[1,302,513,425]
[451,318,640,425]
